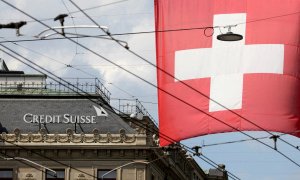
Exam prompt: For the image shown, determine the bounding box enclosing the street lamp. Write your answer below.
[217,26,243,41]
[101,159,160,180]
[0,155,57,175]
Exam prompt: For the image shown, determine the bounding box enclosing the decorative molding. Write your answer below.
[0,128,145,145]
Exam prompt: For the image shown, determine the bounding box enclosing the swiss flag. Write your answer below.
[155,0,300,146]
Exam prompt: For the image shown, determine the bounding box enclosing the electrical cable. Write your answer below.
[52,66,68,73]
[0,31,298,49]
[110,98,158,105]
[204,135,274,148]
[0,151,53,176]
[68,0,129,14]
[24,0,130,23]
[202,130,300,148]
[139,100,157,104]
[68,0,300,152]
[3,38,146,107]
[72,64,151,67]
[61,0,79,55]
[108,82,135,98]
[236,11,300,25]
[3,0,299,169]
[0,37,96,78]
[0,45,240,180]
[0,12,153,24]
[1,37,144,102]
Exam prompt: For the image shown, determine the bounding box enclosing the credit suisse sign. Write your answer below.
[23,105,108,124]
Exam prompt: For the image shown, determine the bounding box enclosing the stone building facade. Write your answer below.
[0,59,227,180]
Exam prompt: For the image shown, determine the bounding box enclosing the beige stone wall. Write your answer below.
[136,168,146,180]
[17,167,43,180]
[69,168,95,180]
[120,167,146,180]
[121,168,135,180]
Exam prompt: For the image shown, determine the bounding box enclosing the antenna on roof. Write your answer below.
[0,59,9,71]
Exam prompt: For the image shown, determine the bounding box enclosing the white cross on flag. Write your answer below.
[155,0,300,146]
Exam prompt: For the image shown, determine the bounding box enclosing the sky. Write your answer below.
[0,0,300,180]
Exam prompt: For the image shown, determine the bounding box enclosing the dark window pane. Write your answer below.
[46,169,65,180]
[151,174,155,180]
[97,170,116,180]
[0,169,13,180]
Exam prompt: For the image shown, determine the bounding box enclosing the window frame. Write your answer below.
[0,168,13,180]
[45,169,65,180]
[97,169,117,180]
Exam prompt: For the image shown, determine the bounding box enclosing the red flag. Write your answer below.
[155,0,300,146]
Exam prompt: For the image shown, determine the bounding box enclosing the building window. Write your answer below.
[151,174,156,180]
[97,169,116,180]
[0,169,13,180]
[46,169,65,180]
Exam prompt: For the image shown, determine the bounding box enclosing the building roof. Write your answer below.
[0,96,136,134]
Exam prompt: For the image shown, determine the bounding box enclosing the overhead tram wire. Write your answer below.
[2,36,147,103]
[61,0,79,55]
[1,37,96,78]
[0,10,299,45]
[68,0,300,152]
[5,41,139,99]
[202,130,300,148]
[110,98,158,105]
[3,0,300,168]
[68,0,129,14]
[0,28,214,44]
[1,38,154,98]
[24,0,130,23]
[0,46,241,180]
[237,11,300,25]
[0,31,299,48]
[2,36,145,87]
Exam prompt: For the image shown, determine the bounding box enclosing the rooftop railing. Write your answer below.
[113,98,158,126]
[0,78,111,103]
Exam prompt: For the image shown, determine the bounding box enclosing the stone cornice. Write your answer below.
[0,128,146,146]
